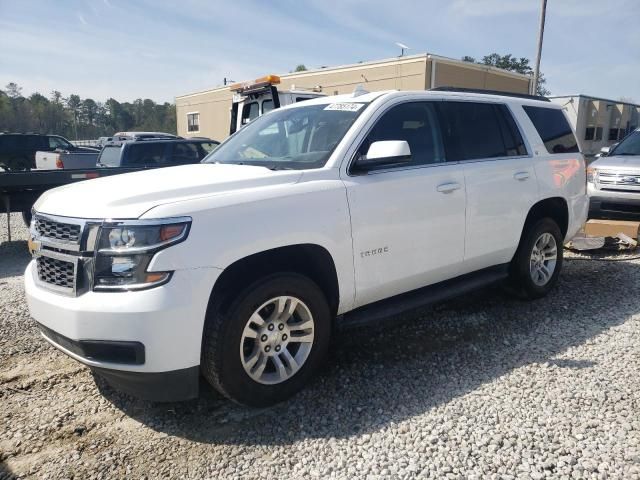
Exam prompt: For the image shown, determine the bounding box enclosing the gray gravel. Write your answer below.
[1,211,639,479]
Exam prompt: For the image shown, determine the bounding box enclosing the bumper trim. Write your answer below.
[38,322,145,365]
[91,365,200,402]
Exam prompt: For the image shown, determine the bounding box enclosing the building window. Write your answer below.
[595,127,603,141]
[609,129,619,141]
[585,127,595,140]
[187,113,200,133]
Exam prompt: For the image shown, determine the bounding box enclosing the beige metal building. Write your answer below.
[176,53,532,141]
[550,95,640,156]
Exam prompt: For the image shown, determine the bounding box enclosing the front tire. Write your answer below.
[508,217,563,299]
[201,273,331,407]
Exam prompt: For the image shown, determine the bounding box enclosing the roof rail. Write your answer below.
[430,86,550,102]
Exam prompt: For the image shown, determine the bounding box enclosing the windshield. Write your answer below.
[203,102,367,170]
[611,130,640,156]
[98,145,124,167]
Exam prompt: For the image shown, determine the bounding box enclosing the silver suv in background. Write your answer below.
[588,128,640,219]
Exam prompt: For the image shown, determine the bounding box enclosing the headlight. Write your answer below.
[93,218,191,291]
[586,167,597,184]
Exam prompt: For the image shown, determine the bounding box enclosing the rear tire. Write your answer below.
[508,217,563,299]
[201,273,331,407]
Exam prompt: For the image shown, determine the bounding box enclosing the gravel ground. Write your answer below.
[1,212,639,479]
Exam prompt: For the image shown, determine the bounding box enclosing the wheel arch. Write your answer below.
[208,243,341,318]
[523,197,569,238]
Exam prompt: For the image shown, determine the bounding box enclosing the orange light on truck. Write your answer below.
[229,74,281,91]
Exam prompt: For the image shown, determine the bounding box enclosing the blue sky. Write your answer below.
[1,0,638,103]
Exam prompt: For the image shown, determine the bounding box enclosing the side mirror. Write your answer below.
[599,146,611,156]
[354,140,411,171]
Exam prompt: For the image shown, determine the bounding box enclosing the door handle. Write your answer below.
[436,182,462,193]
[514,171,530,181]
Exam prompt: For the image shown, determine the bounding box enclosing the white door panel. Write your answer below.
[345,164,466,308]
[462,157,537,271]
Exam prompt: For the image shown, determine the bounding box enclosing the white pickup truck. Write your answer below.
[25,89,588,406]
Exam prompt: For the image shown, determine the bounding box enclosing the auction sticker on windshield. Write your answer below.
[324,103,365,112]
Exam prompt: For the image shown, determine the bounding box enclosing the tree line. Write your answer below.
[462,53,551,96]
[0,83,176,140]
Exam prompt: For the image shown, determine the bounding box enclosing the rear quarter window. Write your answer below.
[98,146,124,167]
[523,106,579,154]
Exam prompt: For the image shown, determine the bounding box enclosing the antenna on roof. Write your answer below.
[395,42,410,57]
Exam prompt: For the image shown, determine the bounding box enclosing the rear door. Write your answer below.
[436,101,537,272]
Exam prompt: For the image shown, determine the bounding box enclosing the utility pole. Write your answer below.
[532,0,547,95]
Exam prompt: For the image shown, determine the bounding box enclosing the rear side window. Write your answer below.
[98,146,124,167]
[523,106,579,154]
[496,105,527,156]
[169,142,200,164]
[26,135,45,150]
[436,102,513,161]
[126,143,167,166]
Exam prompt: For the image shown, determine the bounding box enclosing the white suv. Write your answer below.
[25,90,588,406]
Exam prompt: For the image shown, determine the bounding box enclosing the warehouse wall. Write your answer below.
[176,54,531,141]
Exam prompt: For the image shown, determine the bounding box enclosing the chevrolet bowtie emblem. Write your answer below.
[27,237,41,256]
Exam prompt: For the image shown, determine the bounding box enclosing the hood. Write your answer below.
[591,155,640,172]
[35,163,302,219]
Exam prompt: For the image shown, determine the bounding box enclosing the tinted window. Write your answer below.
[126,143,166,166]
[496,105,527,156]
[358,102,443,168]
[25,135,45,150]
[98,146,124,167]
[169,142,200,164]
[436,102,508,161]
[523,106,579,154]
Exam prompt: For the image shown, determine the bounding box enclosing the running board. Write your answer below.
[340,264,509,329]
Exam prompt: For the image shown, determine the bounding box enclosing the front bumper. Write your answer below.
[25,261,222,401]
[588,184,640,219]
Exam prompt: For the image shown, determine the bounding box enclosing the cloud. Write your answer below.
[77,13,87,25]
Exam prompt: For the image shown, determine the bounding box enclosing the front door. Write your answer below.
[343,101,467,308]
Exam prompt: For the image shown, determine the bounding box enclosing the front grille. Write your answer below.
[598,170,640,192]
[35,217,81,243]
[36,256,76,290]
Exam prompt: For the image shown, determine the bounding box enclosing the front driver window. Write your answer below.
[358,102,444,168]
